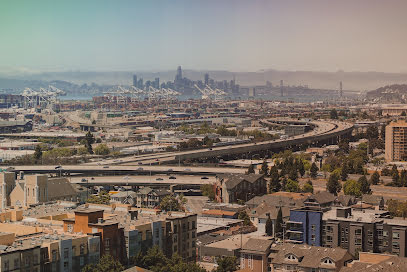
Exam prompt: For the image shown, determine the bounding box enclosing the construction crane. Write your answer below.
[22,85,66,109]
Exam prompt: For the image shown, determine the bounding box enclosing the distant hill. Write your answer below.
[366,84,407,103]
[2,69,407,92]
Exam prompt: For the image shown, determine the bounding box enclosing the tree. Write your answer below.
[302,181,314,193]
[247,164,255,174]
[270,171,281,193]
[77,146,89,155]
[82,254,123,272]
[94,144,111,155]
[381,167,391,176]
[201,184,215,201]
[84,131,95,154]
[159,194,183,211]
[330,109,338,119]
[392,165,400,186]
[86,191,110,205]
[327,173,341,195]
[265,215,273,236]
[275,207,283,237]
[260,160,269,175]
[338,139,350,154]
[343,179,362,197]
[286,179,300,192]
[288,167,298,181]
[215,256,237,272]
[310,162,319,179]
[370,171,380,185]
[340,163,349,181]
[298,159,305,177]
[400,170,407,187]
[358,175,371,194]
[238,211,251,226]
[34,145,42,163]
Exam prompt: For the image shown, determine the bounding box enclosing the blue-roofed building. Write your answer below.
[286,207,323,246]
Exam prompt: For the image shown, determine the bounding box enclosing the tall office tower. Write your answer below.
[385,120,407,162]
[138,78,144,89]
[133,75,137,87]
[154,77,160,89]
[175,66,182,82]
[339,81,343,98]
[204,73,209,86]
[280,80,284,97]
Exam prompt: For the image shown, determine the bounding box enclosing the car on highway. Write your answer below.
[156,178,163,181]
[201,176,209,180]
[55,165,62,169]
[103,166,109,169]
[81,178,87,182]
[138,162,143,165]
[167,168,173,172]
[137,167,143,171]
[169,176,176,179]
[184,168,191,171]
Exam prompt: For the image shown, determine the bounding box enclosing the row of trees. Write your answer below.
[131,246,237,272]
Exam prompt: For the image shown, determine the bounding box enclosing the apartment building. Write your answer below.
[215,174,266,203]
[239,238,273,272]
[63,209,125,262]
[385,120,407,162]
[268,244,352,272]
[288,206,407,258]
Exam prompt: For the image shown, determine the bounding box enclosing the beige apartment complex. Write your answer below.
[385,120,407,162]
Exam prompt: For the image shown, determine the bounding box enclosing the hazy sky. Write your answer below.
[1,0,407,73]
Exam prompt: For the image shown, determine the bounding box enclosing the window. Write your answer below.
[14,258,19,269]
[67,224,73,233]
[383,231,389,237]
[105,238,110,247]
[80,244,85,255]
[25,256,30,267]
[192,221,196,229]
[311,234,316,241]
[286,254,297,261]
[323,258,334,265]
[326,236,333,243]
[248,254,253,269]
[355,238,362,246]
[4,260,9,271]
[72,246,76,255]
[64,261,69,272]
[355,229,362,235]
[311,224,316,231]
[52,250,57,261]
[64,248,69,259]
[241,254,245,269]
[393,232,400,239]
[393,242,400,250]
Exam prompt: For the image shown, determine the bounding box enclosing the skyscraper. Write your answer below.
[133,75,137,87]
[175,66,182,82]
[280,80,284,97]
[154,77,160,89]
[204,73,209,86]
[339,81,343,98]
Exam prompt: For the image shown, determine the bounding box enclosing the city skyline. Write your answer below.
[1,0,407,74]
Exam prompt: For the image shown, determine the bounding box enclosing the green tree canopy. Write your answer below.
[327,172,342,195]
[265,215,273,236]
[82,254,123,272]
[94,143,111,155]
[310,162,318,179]
[370,171,380,185]
[215,256,237,272]
[286,179,300,192]
[238,211,251,226]
[358,175,371,195]
[343,179,362,197]
[84,131,95,154]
